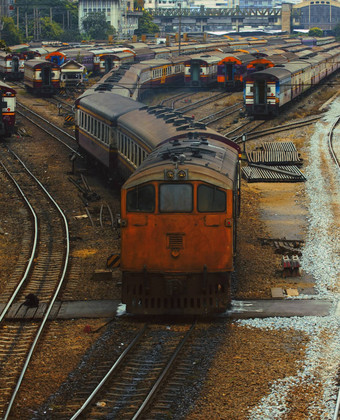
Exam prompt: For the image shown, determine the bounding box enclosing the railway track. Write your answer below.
[16,102,80,156]
[158,90,193,108]
[235,116,321,143]
[327,115,340,168]
[0,147,70,419]
[198,102,243,125]
[176,91,231,113]
[40,323,196,419]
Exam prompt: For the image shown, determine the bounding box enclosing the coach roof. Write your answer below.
[78,92,145,122]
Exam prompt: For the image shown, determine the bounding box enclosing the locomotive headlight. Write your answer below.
[165,170,175,179]
[178,170,186,179]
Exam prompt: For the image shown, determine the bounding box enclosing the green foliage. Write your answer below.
[308,27,323,37]
[81,12,116,41]
[40,17,63,40]
[1,17,23,45]
[137,10,159,35]
[11,0,78,42]
[60,28,82,43]
[332,23,340,39]
[0,40,11,52]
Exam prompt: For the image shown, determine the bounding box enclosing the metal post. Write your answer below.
[178,2,181,56]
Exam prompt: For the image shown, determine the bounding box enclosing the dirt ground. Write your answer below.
[1,76,339,418]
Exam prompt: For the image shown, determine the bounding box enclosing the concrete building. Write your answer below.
[293,0,340,30]
[78,0,141,37]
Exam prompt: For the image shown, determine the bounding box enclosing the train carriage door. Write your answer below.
[161,66,166,84]
[0,94,5,125]
[190,60,200,86]
[105,57,113,73]
[254,79,266,105]
[42,66,52,86]
[224,62,234,86]
[12,56,19,73]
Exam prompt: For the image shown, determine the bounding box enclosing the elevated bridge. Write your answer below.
[150,2,340,33]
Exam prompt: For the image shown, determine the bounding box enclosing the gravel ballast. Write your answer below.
[237,100,340,419]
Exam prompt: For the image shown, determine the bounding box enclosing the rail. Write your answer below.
[1,148,70,419]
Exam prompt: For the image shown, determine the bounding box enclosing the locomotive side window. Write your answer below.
[127,184,155,212]
[197,184,226,212]
[159,184,193,213]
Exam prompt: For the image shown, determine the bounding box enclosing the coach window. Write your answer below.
[198,184,226,212]
[159,184,193,212]
[126,184,155,212]
[138,148,142,166]
[127,138,131,160]
[94,119,97,137]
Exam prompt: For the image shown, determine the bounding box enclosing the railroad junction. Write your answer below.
[0,42,339,419]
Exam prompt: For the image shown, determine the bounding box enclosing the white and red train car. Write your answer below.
[0,51,25,80]
[0,80,16,137]
[24,59,60,96]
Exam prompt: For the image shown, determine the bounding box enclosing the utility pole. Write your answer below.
[178,2,181,55]
[0,0,3,40]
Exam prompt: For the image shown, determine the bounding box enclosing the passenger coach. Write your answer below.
[0,80,16,137]
[0,51,25,80]
[24,59,60,96]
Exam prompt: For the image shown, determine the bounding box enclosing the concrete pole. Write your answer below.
[178,2,181,55]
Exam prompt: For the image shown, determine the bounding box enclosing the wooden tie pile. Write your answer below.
[242,142,306,182]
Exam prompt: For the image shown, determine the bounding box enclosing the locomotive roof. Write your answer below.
[78,92,145,123]
[123,134,239,190]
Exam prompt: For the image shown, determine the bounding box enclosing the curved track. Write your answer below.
[0,147,70,419]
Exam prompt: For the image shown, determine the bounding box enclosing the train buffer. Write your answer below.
[282,255,301,277]
[107,253,120,269]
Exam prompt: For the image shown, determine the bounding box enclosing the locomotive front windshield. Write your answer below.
[159,184,193,213]
[126,183,227,213]
[126,184,155,212]
[197,184,226,212]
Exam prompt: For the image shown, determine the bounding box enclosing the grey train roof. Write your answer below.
[78,92,145,122]
[245,66,291,81]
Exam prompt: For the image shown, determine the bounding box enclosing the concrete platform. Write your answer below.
[228,299,334,318]
[1,299,335,320]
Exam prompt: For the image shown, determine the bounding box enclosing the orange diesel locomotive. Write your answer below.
[121,132,240,315]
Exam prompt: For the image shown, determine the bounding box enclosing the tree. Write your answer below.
[81,12,116,41]
[40,17,63,40]
[332,23,340,39]
[308,27,323,37]
[13,0,78,42]
[60,28,82,43]
[136,10,159,35]
[1,17,23,45]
